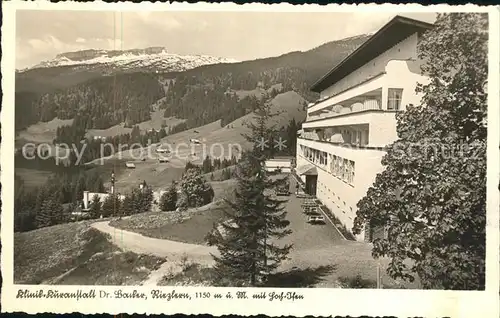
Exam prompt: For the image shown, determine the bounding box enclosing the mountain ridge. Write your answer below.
[15,32,372,137]
[21,47,238,73]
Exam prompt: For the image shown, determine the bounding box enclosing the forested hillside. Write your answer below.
[15,33,370,135]
[16,73,164,132]
[160,34,370,128]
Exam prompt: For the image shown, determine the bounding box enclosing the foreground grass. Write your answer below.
[15,221,165,285]
[56,251,165,285]
[110,204,228,245]
[158,258,413,289]
[284,242,417,289]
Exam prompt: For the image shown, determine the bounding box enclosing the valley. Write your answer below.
[13,32,378,287]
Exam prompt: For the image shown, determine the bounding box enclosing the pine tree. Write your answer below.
[131,125,141,142]
[35,187,47,217]
[203,155,213,173]
[159,127,167,138]
[36,194,64,228]
[36,199,52,228]
[223,168,231,181]
[160,182,178,212]
[101,194,121,217]
[207,101,292,286]
[243,101,282,161]
[208,153,292,286]
[49,198,64,225]
[178,167,214,208]
[89,194,102,219]
[74,176,86,201]
[140,186,154,212]
[121,195,134,217]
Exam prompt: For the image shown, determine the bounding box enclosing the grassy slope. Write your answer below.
[21,88,303,195]
[14,221,165,285]
[110,179,237,244]
[17,118,74,144]
[110,203,229,245]
[195,91,307,158]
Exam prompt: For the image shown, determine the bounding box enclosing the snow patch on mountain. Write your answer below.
[25,47,239,72]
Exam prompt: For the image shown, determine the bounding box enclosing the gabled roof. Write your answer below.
[310,15,433,93]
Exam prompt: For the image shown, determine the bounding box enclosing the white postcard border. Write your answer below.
[1,2,499,317]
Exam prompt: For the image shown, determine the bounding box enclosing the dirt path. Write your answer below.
[91,221,217,264]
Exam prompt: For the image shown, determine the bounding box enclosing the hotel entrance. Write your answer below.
[296,164,318,196]
[305,175,317,196]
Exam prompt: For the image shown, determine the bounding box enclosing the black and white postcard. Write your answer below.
[1,2,499,316]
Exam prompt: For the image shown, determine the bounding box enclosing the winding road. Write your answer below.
[90,176,384,287]
[91,221,217,264]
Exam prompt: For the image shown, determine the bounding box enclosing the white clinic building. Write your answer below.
[295,16,432,241]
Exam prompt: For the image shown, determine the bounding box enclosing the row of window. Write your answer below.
[300,145,355,185]
[329,154,355,185]
[338,128,369,146]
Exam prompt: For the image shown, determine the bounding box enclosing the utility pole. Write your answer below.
[110,170,115,195]
[377,262,382,289]
[111,170,116,218]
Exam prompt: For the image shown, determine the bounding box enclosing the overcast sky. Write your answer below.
[16,11,436,69]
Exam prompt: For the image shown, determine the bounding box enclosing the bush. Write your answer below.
[160,182,178,212]
[178,168,214,208]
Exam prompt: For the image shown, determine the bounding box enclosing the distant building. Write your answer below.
[156,147,170,154]
[296,16,432,242]
[264,157,293,173]
[126,162,136,169]
[93,135,107,141]
[82,191,125,211]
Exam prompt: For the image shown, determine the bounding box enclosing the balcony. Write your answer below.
[306,60,429,121]
[307,91,382,122]
[308,72,386,115]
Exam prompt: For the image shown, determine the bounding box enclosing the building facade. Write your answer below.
[295,16,433,241]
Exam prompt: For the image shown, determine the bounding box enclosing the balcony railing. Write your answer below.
[307,99,381,122]
[297,135,387,151]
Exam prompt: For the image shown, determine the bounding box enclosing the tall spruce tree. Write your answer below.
[101,194,121,217]
[89,194,102,219]
[207,100,292,286]
[37,194,64,227]
[121,193,137,217]
[202,155,213,173]
[140,185,154,212]
[160,182,178,212]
